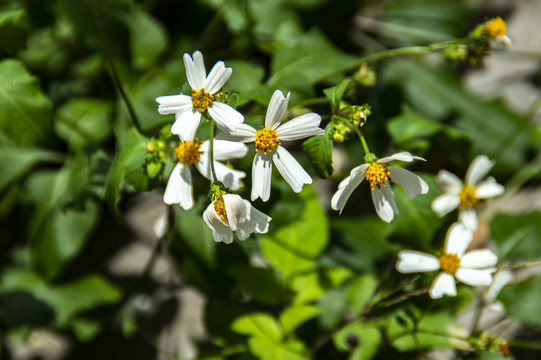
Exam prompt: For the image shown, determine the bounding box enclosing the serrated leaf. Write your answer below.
[0,59,53,146]
[248,337,308,360]
[279,305,319,335]
[302,124,333,178]
[323,82,349,114]
[231,313,282,341]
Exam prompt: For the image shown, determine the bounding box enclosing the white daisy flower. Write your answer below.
[331,152,429,223]
[163,138,248,210]
[431,155,504,231]
[156,51,244,140]
[484,17,512,47]
[396,222,498,299]
[221,89,324,201]
[203,194,272,244]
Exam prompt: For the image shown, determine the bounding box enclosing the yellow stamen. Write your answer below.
[191,88,214,112]
[175,140,203,165]
[214,198,228,221]
[459,184,479,208]
[485,17,507,38]
[439,253,461,274]
[255,128,280,154]
[365,163,390,190]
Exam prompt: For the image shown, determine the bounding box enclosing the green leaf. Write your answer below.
[490,212,541,261]
[231,313,282,341]
[129,9,168,70]
[302,123,333,178]
[0,9,29,50]
[225,60,265,93]
[500,275,541,326]
[323,82,349,114]
[55,97,113,150]
[317,287,348,330]
[260,185,329,281]
[248,337,307,360]
[348,275,378,316]
[334,322,381,360]
[0,59,53,146]
[228,265,286,305]
[279,305,319,335]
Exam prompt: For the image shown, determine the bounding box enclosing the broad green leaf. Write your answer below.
[490,212,541,261]
[279,305,319,335]
[317,287,348,330]
[225,60,265,93]
[334,322,381,360]
[0,9,29,50]
[348,275,378,316]
[260,185,329,281]
[323,82,349,114]
[55,97,113,150]
[129,9,168,70]
[228,265,286,305]
[302,123,333,179]
[291,273,325,306]
[500,275,541,326]
[0,59,53,146]
[231,313,282,341]
[248,337,307,360]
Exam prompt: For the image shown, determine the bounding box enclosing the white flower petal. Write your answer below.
[455,268,495,287]
[207,139,248,161]
[275,113,324,141]
[171,110,202,141]
[396,251,440,273]
[204,61,232,94]
[371,182,398,223]
[246,200,271,233]
[331,164,369,214]
[223,194,248,231]
[156,94,193,115]
[444,222,473,257]
[499,35,512,47]
[459,208,478,231]
[431,194,460,217]
[216,123,257,143]
[202,202,234,244]
[207,101,244,133]
[213,161,246,190]
[273,146,312,193]
[430,272,457,299]
[378,152,417,163]
[466,155,494,186]
[461,249,498,268]
[265,90,289,130]
[388,166,429,200]
[184,51,206,90]
[436,170,463,194]
[484,270,513,303]
[475,177,504,199]
[251,151,273,201]
[163,163,193,210]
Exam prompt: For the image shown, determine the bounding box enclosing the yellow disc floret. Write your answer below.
[485,17,507,38]
[191,88,214,112]
[214,198,228,222]
[439,252,461,274]
[365,163,390,190]
[175,140,203,165]
[255,128,280,154]
[459,184,479,209]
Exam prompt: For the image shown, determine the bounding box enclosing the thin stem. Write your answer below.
[470,295,485,334]
[334,116,371,157]
[209,119,218,183]
[91,0,142,133]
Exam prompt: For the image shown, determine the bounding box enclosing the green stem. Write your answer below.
[334,116,372,157]
[209,119,218,183]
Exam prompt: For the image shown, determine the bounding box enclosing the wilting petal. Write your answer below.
[389,166,429,199]
[156,94,192,115]
[476,177,504,198]
[461,249,498,268]
[276,113,324,141]
[273,146,312,193]
[436,170,463,194]
[455,268,495,287]
[265,90,290,130]
[171,110,202,141]
[431,194,460,217]
[204,62,232,94]
[163,163,194,210]
[371,182,398,223]
[459,208,478,231]
[184,51,206,90]
[444,222,473,257]
[466,155,494,186]
[396,251,440,273]
[331,164,369,214]
[430,272,457,299]
[207,101,244,133]
[251,152,273,201]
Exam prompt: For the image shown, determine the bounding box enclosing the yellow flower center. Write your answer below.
[439,252,461,274]
[214,198,228,222]
[365,163,390,190]
[485,17,507,38]
[459,184,479,209]
[191,88,214,112]
[255,128,280,154]
[175,140,203,165]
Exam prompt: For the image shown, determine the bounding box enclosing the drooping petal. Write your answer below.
[431,194,461,217]
[245,200,272,233]
[183,51,206,90]
[207,139,248,161]
[202,202,234,243]
[207,101,244,133]
[273,146,312,193]
[331,164,369,214]
[459,208,478,231]
[275,113,324,141]
[204,62,232,94]
[378,152,424,164]
[444,222,473,257]
[388,166,429,199]
[171,109,202,141]
[156,94,193,115]
[461,249,498,268]
[455,268,495,286]
[396,251,440,273]
[430,272,457,299]
[371,182,398,223]
[265,90,289,130]
[475,177,504,199]
[163,163,194,210]
[484,270,513,303]
[223,194,248,231]
[216,123,257,143]
[251,151,273,201]
[465,155,494,186]
[436,170,463,194]
[213,161,246,190]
